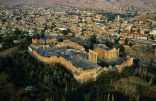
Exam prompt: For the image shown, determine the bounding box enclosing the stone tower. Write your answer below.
[88,49,98,64]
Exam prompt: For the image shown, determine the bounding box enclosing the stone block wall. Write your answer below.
[116,57,133,73]
[28,46,133,83]
[28,46,100,83]
[56,40,85,51]
[88,49,98,64]
[96,48,119,60]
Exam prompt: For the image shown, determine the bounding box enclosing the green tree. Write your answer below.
[89,34,97,49]
[125,38,129,45]
[1,18,6,24]
[90,34,97,44]
[14,28,21,35]
[105,39,113,48]
[40,32,45,38]
[116,44,125,54]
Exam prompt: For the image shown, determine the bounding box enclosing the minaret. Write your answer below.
[117,15,120,22]
[117,15,121,34]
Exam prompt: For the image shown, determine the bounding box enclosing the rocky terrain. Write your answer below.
[0,0,156,11]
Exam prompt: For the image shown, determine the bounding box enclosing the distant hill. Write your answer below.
[0,0,156,11]
[133,13,156,21]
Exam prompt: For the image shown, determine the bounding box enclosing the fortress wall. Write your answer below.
[116,57,134,73]
[56,41,85,51]
[96,48,119,60]
[75,71,98,82]
[58,57,80,73]
[28,46,133,83]
[88,49,98,64]
[75,67,103,83]
[96,48,106,58]
[29,49,80,74]
[28,46,100,83]
[44,57,59,63]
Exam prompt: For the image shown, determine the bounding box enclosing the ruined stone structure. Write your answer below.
[56,40,85,51]
[28,39,134,83]
[116,57,134,73]
[28,46,102,83]
[95,48,119,60]
[88,49,98,64]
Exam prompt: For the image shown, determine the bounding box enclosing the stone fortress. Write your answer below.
[28,39,134,83]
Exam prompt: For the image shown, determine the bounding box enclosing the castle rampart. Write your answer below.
[116,57,134,73]
[95,48,119,60]
[28,40,133,83]
[56,40,85,51]
[28,46,101,83]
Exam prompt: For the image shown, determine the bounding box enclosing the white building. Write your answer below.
[149,30,156,36]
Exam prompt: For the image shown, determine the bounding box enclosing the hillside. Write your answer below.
[133,13,156,21]
[0,0,156,11]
